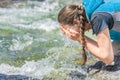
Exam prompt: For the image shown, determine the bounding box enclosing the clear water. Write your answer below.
[0,0,120,80]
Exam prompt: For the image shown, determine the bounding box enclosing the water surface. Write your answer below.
[0,0,120,80]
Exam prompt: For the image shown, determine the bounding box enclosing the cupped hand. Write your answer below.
[60,25,81,41]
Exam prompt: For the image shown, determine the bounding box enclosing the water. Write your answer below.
[0,0,120,80]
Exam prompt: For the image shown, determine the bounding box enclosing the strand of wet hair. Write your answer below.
[77,5,87,65]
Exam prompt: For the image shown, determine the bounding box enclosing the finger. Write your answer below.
[61,25,80,34]
[60,27,71,36]
[69,29,80,34]
[61,27,70,35]
[60,26,64,31]
[68,34,77,40]
[60,30,65,35]
[60,26,66,32]
[60,26,68,32]
[60,25,68,29]
[60,27,67,35]
[60,27,65,33]
[60,26,80,39]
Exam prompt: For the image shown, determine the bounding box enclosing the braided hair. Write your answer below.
[78,6,87,65]
[58,5,89,65]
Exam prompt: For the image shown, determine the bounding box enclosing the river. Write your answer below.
[0,0,120,80]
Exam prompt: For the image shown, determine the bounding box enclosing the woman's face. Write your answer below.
[60,24,80,40]
[60,22,91,34]
[60,24,80,33]
[59,22,91,40]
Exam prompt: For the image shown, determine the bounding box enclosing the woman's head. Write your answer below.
[58,4,88,26]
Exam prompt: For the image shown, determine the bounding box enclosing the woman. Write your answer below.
[58,0,120,65]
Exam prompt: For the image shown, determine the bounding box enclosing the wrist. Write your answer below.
[106,60,115,66]
[77,37,82,44]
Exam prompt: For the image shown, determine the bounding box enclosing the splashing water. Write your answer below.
[0,0,120,80]
[0,0,85,79]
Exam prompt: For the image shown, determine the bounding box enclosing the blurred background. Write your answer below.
[0,0,98,80]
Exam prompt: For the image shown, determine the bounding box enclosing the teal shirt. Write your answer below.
[82,0,120,41]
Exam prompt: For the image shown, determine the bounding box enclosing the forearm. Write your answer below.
[78,36,100,58]
[77,35,114,64]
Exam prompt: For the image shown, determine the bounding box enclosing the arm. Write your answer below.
[78,28,114,64]
[60,25,114,64]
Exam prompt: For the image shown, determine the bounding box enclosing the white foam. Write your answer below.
[14,19,58,31]
[27,0,58,12]
[0,59,55,79]
[0,0,59,32]
[9,34,33,51]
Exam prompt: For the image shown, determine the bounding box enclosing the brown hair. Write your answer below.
[58,5,88,65]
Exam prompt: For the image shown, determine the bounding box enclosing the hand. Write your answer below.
[60,25,81,41]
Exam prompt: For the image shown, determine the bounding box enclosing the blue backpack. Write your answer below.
[82,0,120,19]
[110,30,120,41]
[82,0,120,41]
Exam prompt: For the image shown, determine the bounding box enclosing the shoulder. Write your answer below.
[91,12,112,20]
[91,12,114,35]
